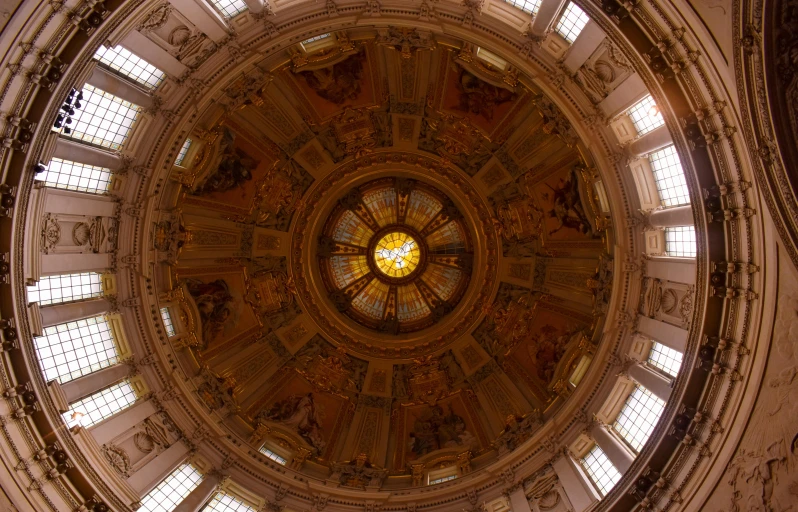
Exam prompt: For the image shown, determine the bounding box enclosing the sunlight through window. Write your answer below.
[580,444,621,496]
[94,45,165,89]
[27,272,103,305]
[63,380,138,428]
[555,2,590,43]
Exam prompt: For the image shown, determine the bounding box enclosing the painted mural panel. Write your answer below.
[503,302,591,398]
[392,392,487,469]
[435,52,525,136]
[288,49,379,120]
[178,267,260,353]
[525,167,597,242]
[185,123,281,215]
[253,370,351,458]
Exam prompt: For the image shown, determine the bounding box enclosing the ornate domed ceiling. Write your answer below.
[160,28,612,482]
[2,0,786,510]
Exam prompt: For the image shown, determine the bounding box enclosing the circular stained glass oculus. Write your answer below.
[374,232,421,278]
[318,178,473,333]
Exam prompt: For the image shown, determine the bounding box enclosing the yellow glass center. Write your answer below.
[374,232,420,278]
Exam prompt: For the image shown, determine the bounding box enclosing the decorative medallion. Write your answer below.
[317,177,473,333]
[292,152,499,358]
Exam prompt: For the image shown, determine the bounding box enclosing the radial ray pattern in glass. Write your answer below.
[332,210,374,247]
[405,190,443,231]
[396,284,432,322]
[426,221,467,254]
[362,188,398,227]
[350,279,390,319]
[422,264,462,301]
[329,255,370,289]
[320,178,473,333]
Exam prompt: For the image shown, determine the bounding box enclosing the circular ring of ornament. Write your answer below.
[317,177,473,334]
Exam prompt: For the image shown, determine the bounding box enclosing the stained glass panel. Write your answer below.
[332,210,374,247]
[329,255,370,289]
[351,279,389,320]
[396,284,431,322]
[362,187,398,227]
[426,221,466,254]
[405,190,443,231]
[421,264,462,301]
[373,232,421,278]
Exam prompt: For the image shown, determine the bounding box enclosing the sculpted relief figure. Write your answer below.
[393,366,409,397]
[545,168,593,237]
[194,128,257,196]
[185,278,241,347]
[713,292,798,511]
[299,52,364,105]
[257,393,327,454]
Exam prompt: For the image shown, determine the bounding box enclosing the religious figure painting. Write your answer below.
[395,394,485,468]
[254,372,351,458]
[437,56,523,135]
[193,128,258,197]
[506,304,590,389]
[529,167,596,241]
[259,393,327,454]
[452,68,516,121]
[407,404,476,457]
[185,278,241,347]
[178,268,259,353]
[182,121,280,215]
[291,51,376,119]
[300,53,364,105]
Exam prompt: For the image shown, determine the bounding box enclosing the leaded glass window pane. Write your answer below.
[202,492,257,512]
[555,2,590,43]
[612,385,666,452]
[34,316,119,383]
[38,158,112,194]
[627,95,665,136]
[94,45,165,89]
[649,145,690,207]
[580,445,621,496]
[53,84,140,150]
[647,341,683,377]
[139,463,203,512]
[63,379,137,428]
[27,272,103,305]
[209,0,248,19]
[665,226,697,257]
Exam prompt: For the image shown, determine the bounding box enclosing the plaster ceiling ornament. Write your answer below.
[375,27,436,59]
